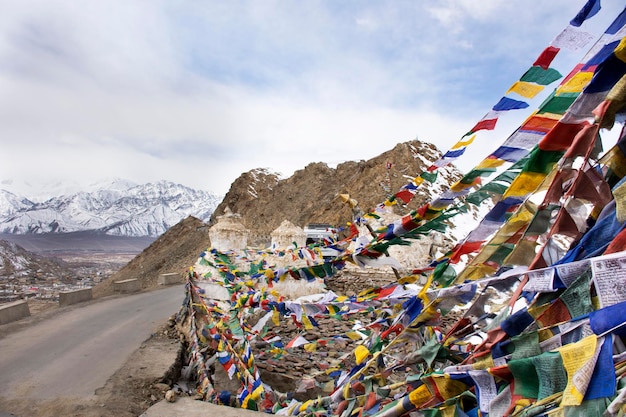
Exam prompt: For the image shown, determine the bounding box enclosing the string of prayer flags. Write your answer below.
[447,36,626,282]
[174,4,626,417]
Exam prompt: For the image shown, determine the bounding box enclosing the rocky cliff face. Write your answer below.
[211,140,463,246]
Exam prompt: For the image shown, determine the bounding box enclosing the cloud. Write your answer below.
[0,0,624,195]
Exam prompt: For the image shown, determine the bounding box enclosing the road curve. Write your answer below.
[0,285,185,400]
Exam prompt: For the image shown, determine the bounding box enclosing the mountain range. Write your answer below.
[1,139,474,241]
[0,179,223,237]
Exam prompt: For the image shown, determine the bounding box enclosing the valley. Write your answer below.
[0,232,155,254]
[0,233,156,304]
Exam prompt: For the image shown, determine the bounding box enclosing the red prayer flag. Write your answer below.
[395,189,415,204]
[563,123,599,159]
[604,228,626,254]
[538,120,589,151]
[470,117,498,133]
[449,240,485,264]
[533,46,560,70]
[521,115,559,133]
[536,298,571,327]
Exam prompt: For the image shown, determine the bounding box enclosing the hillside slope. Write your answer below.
[0,240,72,281]
[92,216,210,298]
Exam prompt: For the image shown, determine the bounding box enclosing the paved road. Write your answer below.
[0,285,185,400]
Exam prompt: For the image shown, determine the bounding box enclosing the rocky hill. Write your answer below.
[92,216,211,298]
[0,240,72,282]
[211,139,463,246]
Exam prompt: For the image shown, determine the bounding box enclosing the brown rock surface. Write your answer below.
[211,140,462,246]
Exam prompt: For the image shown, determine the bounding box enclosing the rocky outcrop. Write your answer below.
[211,140,463,247]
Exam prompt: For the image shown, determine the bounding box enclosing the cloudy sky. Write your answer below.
[0,1,624,195]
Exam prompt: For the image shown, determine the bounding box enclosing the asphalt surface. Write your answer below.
[0,285,185,400]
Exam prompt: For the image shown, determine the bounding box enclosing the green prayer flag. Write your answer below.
[525,148,563,174]
[418,333,442,369]
[560,268,593,318]
[462,168,497,183]
[480,182,510,195]
[433,261,457,287]
[420,171,438,183]
[511,331,541,360]
[520,66,562,85]
[563,398,610,417]
[525,206,558,235]
[509,357,540,399]
[486,243,515,265]
[466,190,493,206]
[538,95,577,115]
[531,351,567,400]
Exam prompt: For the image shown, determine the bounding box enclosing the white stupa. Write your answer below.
[208,207,250,251]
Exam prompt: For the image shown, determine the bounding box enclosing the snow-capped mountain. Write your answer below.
[0,180,223,237]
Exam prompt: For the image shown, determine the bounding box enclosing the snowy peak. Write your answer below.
[0,180,223,237]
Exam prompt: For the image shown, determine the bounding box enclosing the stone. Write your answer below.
[165,389,176,402]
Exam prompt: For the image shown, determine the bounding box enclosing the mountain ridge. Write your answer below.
[0,180,223,237]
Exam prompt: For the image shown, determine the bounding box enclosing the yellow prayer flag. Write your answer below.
[507,81,545,98]
[346,331,364,341]
[343,381,351,400]
[408,384,432,407]
[451,134,476,150]
[506,205,536,226]
[558,335,599,406]
[251,383,264,402]
[503,171,546,198]
[476,157,505,169]
[431,374,468,399]
[450,179,479,193]
[467,243,500,265]
[472,353,495,370]
[528,302,550,319]
[399,275,419,284]
[354,345,370,365]
[303,342,317,352]
[454,264,497,283]
[556,71,593,94]
[301,315,314,330]
[299,400,314,413]
[613,180,626,222]
[614,37,626,63]
[272,310,281,326]
[600,146,626,177]
[502,239,539,266]
[322,380,334,392]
